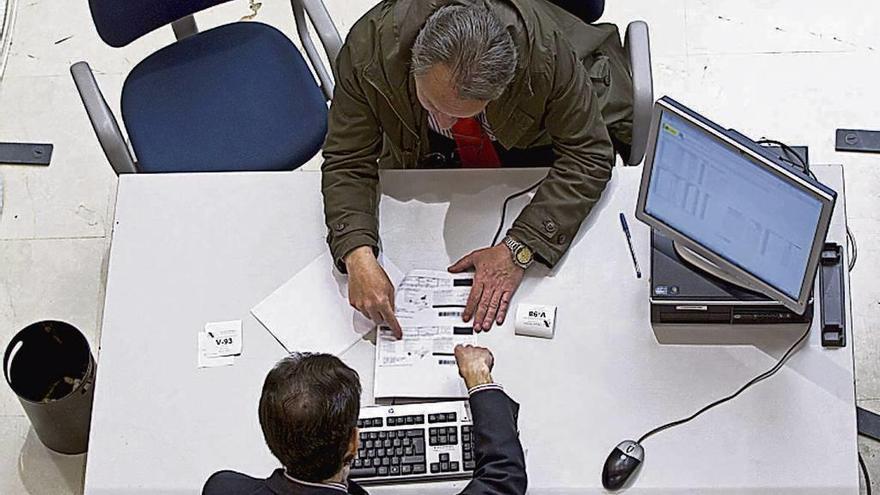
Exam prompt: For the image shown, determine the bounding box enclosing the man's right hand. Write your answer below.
[345,246,403,339]
[454,344,494,390]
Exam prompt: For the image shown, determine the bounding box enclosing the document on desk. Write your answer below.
[251,252,404,355]
[374,270,476,399]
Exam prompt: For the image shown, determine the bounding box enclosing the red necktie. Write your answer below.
[451,117,501,168]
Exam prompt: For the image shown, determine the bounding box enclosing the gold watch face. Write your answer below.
[516,246,533,265]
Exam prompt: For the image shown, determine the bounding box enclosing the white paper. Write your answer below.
[203,320,243,357]
[197,332,235,368]
[374,270,475,399]
[252,252,404,355]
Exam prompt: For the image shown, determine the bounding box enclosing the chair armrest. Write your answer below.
[70,62,137,174]
[291,0,342,100]
[625,20,653,166]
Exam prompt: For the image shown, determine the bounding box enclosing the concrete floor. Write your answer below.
[0,0,877,493]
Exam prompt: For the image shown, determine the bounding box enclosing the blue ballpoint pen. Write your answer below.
[618,213,642,279]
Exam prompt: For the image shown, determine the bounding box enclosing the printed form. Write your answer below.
[374,270,476,399]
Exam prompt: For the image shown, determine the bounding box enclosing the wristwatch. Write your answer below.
[502,235,534,269]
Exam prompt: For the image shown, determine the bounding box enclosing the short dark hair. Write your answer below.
[259,353,362,482]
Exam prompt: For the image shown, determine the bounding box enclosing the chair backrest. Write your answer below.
[545,0,606,24]
[88,0,234,47]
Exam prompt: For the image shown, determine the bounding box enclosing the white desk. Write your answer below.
[85,166,858,494]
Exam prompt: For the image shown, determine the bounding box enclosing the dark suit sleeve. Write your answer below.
[458,389,527,495]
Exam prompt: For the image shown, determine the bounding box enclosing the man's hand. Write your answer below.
[448,244,524,332]
[345,246,403,339]
[454,344,494,390]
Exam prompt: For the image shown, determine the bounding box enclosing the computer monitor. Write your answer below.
[635,97,836,315]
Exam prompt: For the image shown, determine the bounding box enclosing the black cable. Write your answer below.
[757,138,811,176]
[860,451,873,495]
[491,180,543,246]
[637,325,810,444]
[847,227,858,272]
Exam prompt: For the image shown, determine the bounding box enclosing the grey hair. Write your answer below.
[411,4,517,101]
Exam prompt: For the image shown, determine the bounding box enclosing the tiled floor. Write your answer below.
[0,0,877,493]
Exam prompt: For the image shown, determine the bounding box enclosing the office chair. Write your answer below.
[547,0,653,166]
[70,0,341,174]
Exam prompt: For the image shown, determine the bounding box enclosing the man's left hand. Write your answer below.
[448,244,524,332]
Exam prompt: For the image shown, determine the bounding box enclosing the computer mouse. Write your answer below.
[601,440,644,490]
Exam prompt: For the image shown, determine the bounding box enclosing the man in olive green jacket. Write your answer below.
[322,0,633,336]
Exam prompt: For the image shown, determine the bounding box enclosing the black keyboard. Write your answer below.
[350,401,475,484]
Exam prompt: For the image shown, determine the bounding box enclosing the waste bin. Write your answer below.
[3,320,96,454]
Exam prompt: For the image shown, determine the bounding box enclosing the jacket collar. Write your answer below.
[264,469,367,495]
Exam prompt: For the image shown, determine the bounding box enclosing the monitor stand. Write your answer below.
[671,241,755,292]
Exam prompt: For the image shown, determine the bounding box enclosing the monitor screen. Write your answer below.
[644,110,825,299]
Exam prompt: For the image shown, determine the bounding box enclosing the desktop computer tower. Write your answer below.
[650,231,812,345]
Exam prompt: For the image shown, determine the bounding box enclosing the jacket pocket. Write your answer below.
[587,54,612,98]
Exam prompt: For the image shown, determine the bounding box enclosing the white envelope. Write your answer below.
[251,252,404,355]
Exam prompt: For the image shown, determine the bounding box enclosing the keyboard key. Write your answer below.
[391,457,400,465]
[403,438,412,447]
[402,465,412,475]
[406,429,422,438]
[415,415,425,424]
[463,460,476,470]
[447,427,457,435]
[390,465,400,475]
[450,434,458,444]
[395,447,404,456]
[404,447,414,455]
[349,467,377,478]
[450,461,459,471]
[429,436,438,445]
[378,466,388,476]
[428,414,439,423]
[379,431,387,439]
[383,439,392,448]
[377,448,385,457]
[402,455,425,464]
[369,432,378,440]
[447,412,457,422]
[463,451,472,461]
[372,458,382,467]
[387,417,396,426]
[382,458,390,467]
[405,416,414,424]
[367,450,376,458]
[439,453,450,462]
[365,440,373,449]
[413,464,426,474]
[430,463,441,473]
[438,435,447,444]
[414,438,425,454]
[393,438,401,447]
[440,462,449,471]
[396,430,406,439]
[373,418,383,427]
[353,458,363,468]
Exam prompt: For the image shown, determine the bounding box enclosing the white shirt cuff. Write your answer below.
[467,383,504,396]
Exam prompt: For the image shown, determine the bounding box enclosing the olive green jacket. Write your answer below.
[322,0,633,268]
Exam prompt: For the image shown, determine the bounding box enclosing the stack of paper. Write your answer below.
[374,270,476,399]
[252,252,403,355]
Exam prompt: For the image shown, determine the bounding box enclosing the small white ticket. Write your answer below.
[197,320,242,368]
[203,320,243,357]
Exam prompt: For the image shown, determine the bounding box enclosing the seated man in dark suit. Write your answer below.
[203,344,526,495]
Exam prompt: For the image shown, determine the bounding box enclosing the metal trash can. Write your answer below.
[3,320,96,454]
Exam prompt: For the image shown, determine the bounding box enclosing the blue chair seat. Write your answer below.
[122,22,327,173]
